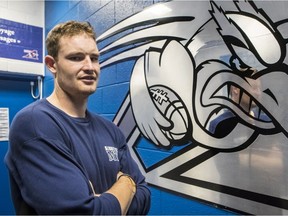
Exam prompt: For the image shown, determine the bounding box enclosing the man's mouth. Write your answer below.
[80,76,97,81]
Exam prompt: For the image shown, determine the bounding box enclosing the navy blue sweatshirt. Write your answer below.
[5,99,151,215]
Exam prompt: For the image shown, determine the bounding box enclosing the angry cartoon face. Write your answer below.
[193,1,286,150]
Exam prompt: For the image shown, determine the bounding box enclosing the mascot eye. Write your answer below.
[231,57,243,70]
[230,57,256,76]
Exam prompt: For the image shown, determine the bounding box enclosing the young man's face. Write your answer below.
[54,33,100,98]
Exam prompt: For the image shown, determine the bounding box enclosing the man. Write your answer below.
[5,21,151,215]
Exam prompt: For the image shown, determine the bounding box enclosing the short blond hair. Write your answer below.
[46,20,96,59]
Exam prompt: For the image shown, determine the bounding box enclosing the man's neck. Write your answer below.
[47,92,88,118]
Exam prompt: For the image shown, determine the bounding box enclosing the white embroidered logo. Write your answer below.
[104,146,119,162]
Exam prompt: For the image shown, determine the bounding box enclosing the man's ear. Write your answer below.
[45,55,57,74]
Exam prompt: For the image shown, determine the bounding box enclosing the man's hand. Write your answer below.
[105,171,136,215]
[117,172,136,194]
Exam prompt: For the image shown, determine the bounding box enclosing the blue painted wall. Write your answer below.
[0,76,39,215]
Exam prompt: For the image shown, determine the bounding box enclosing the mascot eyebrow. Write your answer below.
[210,0,284,69]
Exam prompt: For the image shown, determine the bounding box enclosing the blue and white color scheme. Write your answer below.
[0,18,42,63]
[0,0,44,77]
[97,0,288,214]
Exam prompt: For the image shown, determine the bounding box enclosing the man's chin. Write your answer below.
[85,89,96,96]
[78,88,96,97]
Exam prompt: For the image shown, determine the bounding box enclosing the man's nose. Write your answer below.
[83,56,93,70]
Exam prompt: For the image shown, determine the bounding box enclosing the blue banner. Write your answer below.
[0,18,43,63]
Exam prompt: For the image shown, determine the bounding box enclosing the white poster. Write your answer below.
[0,108,9,141]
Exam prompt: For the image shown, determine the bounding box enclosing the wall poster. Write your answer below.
[0,18,43,76]
[0,108,9,141]
[0,18,42,63]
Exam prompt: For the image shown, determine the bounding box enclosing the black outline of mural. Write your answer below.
[97,0,288,214]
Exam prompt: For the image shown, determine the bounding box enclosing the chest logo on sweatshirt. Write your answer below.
[104,146,119,162]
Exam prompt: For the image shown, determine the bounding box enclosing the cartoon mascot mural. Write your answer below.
[97,0,288,214]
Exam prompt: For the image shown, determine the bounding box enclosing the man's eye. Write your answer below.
[69,56,83,61]
[91,56,99,62]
